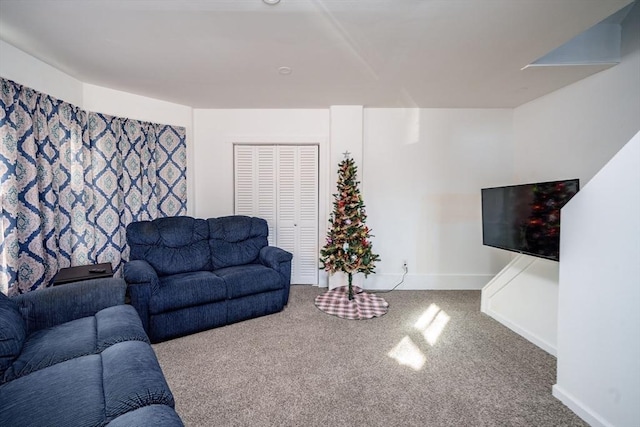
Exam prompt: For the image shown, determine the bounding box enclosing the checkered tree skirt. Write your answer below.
[314,286,389,320]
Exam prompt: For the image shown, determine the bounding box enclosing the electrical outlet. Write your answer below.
[402,260,408,272]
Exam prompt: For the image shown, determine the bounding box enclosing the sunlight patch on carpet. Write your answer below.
[414,303,450,346]
[387,336,426,371]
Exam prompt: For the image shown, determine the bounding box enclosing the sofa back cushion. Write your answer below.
[208,216,269,269]
[127,216,211,276]
[0,292,26,379]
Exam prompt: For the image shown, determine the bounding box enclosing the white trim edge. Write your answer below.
[552,384,613,427]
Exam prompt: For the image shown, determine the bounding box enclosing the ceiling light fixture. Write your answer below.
[263,0,280,5]
[278,66,292,75]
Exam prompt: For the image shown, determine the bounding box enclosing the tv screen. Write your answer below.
[481,179,579,261]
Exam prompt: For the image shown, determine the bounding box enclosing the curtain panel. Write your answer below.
[0,78,186,295]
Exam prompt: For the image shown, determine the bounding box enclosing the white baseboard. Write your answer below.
[552,384,612,427]
[362,273,495,290]
[484,306,557,356]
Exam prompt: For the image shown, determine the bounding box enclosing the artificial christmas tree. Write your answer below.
[319,154,380,299]
[315,153,388,319]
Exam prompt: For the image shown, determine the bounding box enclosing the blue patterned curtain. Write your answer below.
[0,78,186,295]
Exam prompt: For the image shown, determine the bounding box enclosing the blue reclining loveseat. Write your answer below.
[124,215,293,343]
[0,278,183,427]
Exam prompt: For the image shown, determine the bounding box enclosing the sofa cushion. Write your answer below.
[0,354,106,427]
[3,316,96,383]
[208,216,269,269]
[2,305,149,383]
[0,341,175,427]
[0,293,26,379]
[150,271,226,314]
[127,216,211,276]
[214,264,283,299]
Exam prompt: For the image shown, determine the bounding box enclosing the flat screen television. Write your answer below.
[481,179,579,261]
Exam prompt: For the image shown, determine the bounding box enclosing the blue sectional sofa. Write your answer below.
[0,278,183,427]
[125,215,293,343]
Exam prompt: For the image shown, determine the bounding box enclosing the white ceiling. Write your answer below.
[0,0,634,109]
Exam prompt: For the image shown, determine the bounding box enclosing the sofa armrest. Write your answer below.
[12,278,126,335]
[259,246,293,305]
[258,246,293,270]
[124,260,160,335]
[124,260,160,288]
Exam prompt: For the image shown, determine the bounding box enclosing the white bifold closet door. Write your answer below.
[234,145,318,285]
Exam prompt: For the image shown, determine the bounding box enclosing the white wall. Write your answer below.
[192,108,515,290]
[192,109,330,219]
[513,4,640,186]
[484,3,640,356]
[363,108,514,289]
[0,40,83,106]
[82,84,192,129]
[554,132,640,427]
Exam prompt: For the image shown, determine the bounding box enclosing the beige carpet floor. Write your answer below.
[152,285,587,427]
